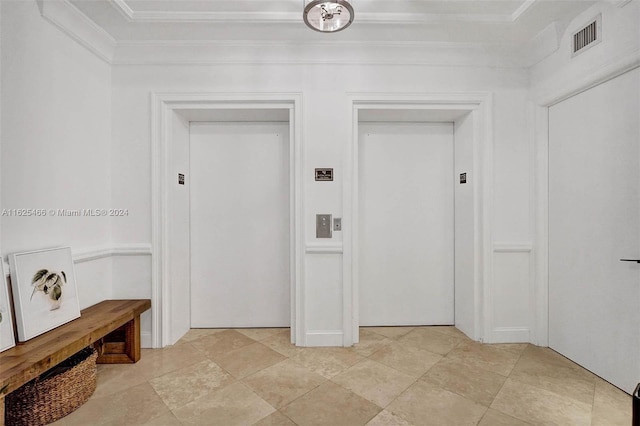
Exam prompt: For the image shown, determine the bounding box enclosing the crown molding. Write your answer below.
[112,39,530,67]
[615,0,634,8]
[39,0,116,64]
[110,0,134,20]
[40,0,558,68]
[109,0,536,24]
[511,0,537,22]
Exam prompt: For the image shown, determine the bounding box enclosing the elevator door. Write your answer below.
[359,122,454,326]
[190,122,290,328]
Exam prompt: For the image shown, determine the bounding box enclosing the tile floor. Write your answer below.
[53,326,632,425]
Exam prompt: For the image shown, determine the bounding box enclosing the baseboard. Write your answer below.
[489,327,531,343]
[304,330,345,347]
[141,331,153,349]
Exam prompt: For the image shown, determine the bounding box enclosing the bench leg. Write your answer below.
[95,315,142,364]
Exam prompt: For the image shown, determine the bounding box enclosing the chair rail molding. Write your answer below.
[3,244,152,276]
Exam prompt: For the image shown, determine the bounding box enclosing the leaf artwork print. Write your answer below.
[31,269,66,311]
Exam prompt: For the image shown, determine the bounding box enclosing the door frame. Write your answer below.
[151,93,304,348]
[533,58,640,347]
[344,93,493,346]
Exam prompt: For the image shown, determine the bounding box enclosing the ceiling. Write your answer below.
[42,0,603,65]
[68,0,596,44]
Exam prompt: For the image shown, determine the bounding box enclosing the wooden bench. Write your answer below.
[0,299,151,425]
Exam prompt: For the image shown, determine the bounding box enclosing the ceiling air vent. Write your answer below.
[572,14,601,57]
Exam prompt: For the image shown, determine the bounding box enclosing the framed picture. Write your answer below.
[8,247,80,342]
[0,261,16,352]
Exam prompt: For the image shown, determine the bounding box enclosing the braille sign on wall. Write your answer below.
[315,168,334,181]
[178,173,185,185]
[460,173,467,184]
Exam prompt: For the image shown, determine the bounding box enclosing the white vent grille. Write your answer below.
[573,15,601,56]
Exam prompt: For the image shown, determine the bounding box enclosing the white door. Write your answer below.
[549,68,640,394]
[359,122,454,326]
[190,122,290,328]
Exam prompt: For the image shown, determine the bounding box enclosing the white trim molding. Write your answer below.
[493,243,533,253]
[109,0,536,24]
[3,243,152,276]
[344,92,494,347]
[44,0,555,67]
[305,330,345,347]
[112,40,530,68]
[73,243,152,263]
[489,243,534,343]
[151,93,304,348]
[305,244,343,254]
[38,0,116,64]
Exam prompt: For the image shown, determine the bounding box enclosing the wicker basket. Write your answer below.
[5,347,97,426]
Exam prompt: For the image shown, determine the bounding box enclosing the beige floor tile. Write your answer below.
[398,327,463,356]
[477,408,532,426]
[351,329,393,357]
[262,329,304,357]
[387,380,487,426]
[236,327,287,341]
[331,359,416,407]
[518,345,595,378]
[591,379,632,426]
[178,328,228,343]
[134,343,208,379]
[510,346,596,405]
[422,358,507,406]
[366,409,413,425]
[281,381,382,426]
[149,359,235,410]
[52,382,173,426]
[253,410,298,426]
[210,342,286,379]
[369,342,442,378]
[138,411,184,425]
[445,341,526,376]
[92,363,147,399]
[364,327,415,340]
[491,378,592,426]
[172,382,276,426]
[429,326,471,340]
[51,327,617,426]
[190,329,257,357]
[291,346,365,378]
[243,359,326,408]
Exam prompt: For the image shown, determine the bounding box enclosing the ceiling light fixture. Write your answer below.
[303,0,354,33]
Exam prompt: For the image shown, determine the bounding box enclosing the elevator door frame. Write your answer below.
[344,94,494,346]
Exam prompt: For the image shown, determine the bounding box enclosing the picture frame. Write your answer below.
[0,261,16,352]
[8,247,80,342]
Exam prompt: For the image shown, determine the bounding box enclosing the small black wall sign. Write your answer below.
[460,173,467,184]
[178,173,185,185]
[315,168,334,181]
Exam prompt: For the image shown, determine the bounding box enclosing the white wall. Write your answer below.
[1,1,112,309]
[531,0,640,102]
[0,0,558,346]
[111,63,531,344]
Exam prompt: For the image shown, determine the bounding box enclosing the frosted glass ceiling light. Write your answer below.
[303,0,354,33]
